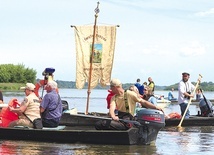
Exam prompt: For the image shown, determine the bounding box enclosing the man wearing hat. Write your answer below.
[8,83,41,128]
[178,72,195,118]
[108,78,162,121]
[96,78,162,130]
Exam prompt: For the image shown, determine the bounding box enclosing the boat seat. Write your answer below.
[13,125,66,130]
[43,126,66,130]
[14,126,32,129]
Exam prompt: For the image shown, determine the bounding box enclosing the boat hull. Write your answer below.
[60,111,214,128]
[0,125,160,145]
[165,116,214,127]
[60,109,165,145]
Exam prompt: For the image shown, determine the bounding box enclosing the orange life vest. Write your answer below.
[0,98,19,127]
[34,79,59,98]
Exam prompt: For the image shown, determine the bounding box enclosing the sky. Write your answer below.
[1,0,214,86]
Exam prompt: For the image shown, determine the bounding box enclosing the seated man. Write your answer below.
[95,78,162,130]
[40,80,62,127]
[168,88,177,101]
[109,79,162,120]
[8,83,41,128]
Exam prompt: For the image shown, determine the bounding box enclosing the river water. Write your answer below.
[1,89,214,155]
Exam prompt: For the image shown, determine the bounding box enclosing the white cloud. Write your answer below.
[180,41,206,56]
[195,8,214,17]
[1,0,214,85]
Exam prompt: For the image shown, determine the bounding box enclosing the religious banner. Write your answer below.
[74,25,117,89]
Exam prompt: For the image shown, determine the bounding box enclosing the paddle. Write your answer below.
[177,74,202,128]
[200,88,213,116]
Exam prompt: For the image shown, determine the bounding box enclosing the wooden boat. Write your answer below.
[0,125,147,145]
[165,115,214,127]
[157,102,170,109]
[60,112,214,128]
[0,108,165,145]
[60,105,214,128]
[0,3,165,145]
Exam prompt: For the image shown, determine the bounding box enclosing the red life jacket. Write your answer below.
[106,90,115,109]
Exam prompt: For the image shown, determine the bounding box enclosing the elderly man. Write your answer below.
[95,78,162,130]
[40,80,62,127]
[9,83,41,128]
[109,78,162,121]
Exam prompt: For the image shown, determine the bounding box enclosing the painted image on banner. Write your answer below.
[90,43,102,63]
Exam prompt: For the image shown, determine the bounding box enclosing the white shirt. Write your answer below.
[178,80,195,104]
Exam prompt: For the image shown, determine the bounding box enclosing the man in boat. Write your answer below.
[148,77,155,94]
[178,72,195,118]
[168,88,177,101]
[109,79,162,121]
[8,83,41,128]
[134,78,144,95]
[40,80,62,127]
[95,79,162,130]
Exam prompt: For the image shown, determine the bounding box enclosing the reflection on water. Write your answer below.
[1,89,214,154]
[157,126,214,155]
[1,127,214,155]
[0,140,159,155]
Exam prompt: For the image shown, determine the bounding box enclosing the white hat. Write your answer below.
[20,83,35,91]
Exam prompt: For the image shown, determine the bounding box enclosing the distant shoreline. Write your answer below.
[1,81,214,91]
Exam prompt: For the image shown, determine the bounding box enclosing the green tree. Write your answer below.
[0,64,37,83]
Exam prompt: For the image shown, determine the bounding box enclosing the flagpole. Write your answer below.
[85,2,100,115]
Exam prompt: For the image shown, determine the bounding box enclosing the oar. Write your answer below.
[177,74,202,128]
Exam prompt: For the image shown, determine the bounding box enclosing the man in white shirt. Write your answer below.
[178,72,195,118]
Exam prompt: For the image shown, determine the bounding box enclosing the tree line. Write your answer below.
[0,64,37,83]
[164,82,214,91]
[1,64,214,91]
[56,81,214,91]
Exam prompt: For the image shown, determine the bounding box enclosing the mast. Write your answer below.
[85,2,100,114]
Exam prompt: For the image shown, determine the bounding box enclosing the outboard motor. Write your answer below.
[61,100,69,112]
[135,108,165,145]
[199,99,213,117]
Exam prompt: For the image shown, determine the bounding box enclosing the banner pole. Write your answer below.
[85,2,100,115]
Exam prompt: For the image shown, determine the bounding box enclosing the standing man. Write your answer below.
[135,78,144,96]
[178,72,195,118]
[40,80,62,127]
[148,77,155,94]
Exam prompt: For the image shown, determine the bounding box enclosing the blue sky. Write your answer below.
[1,0,214,86]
